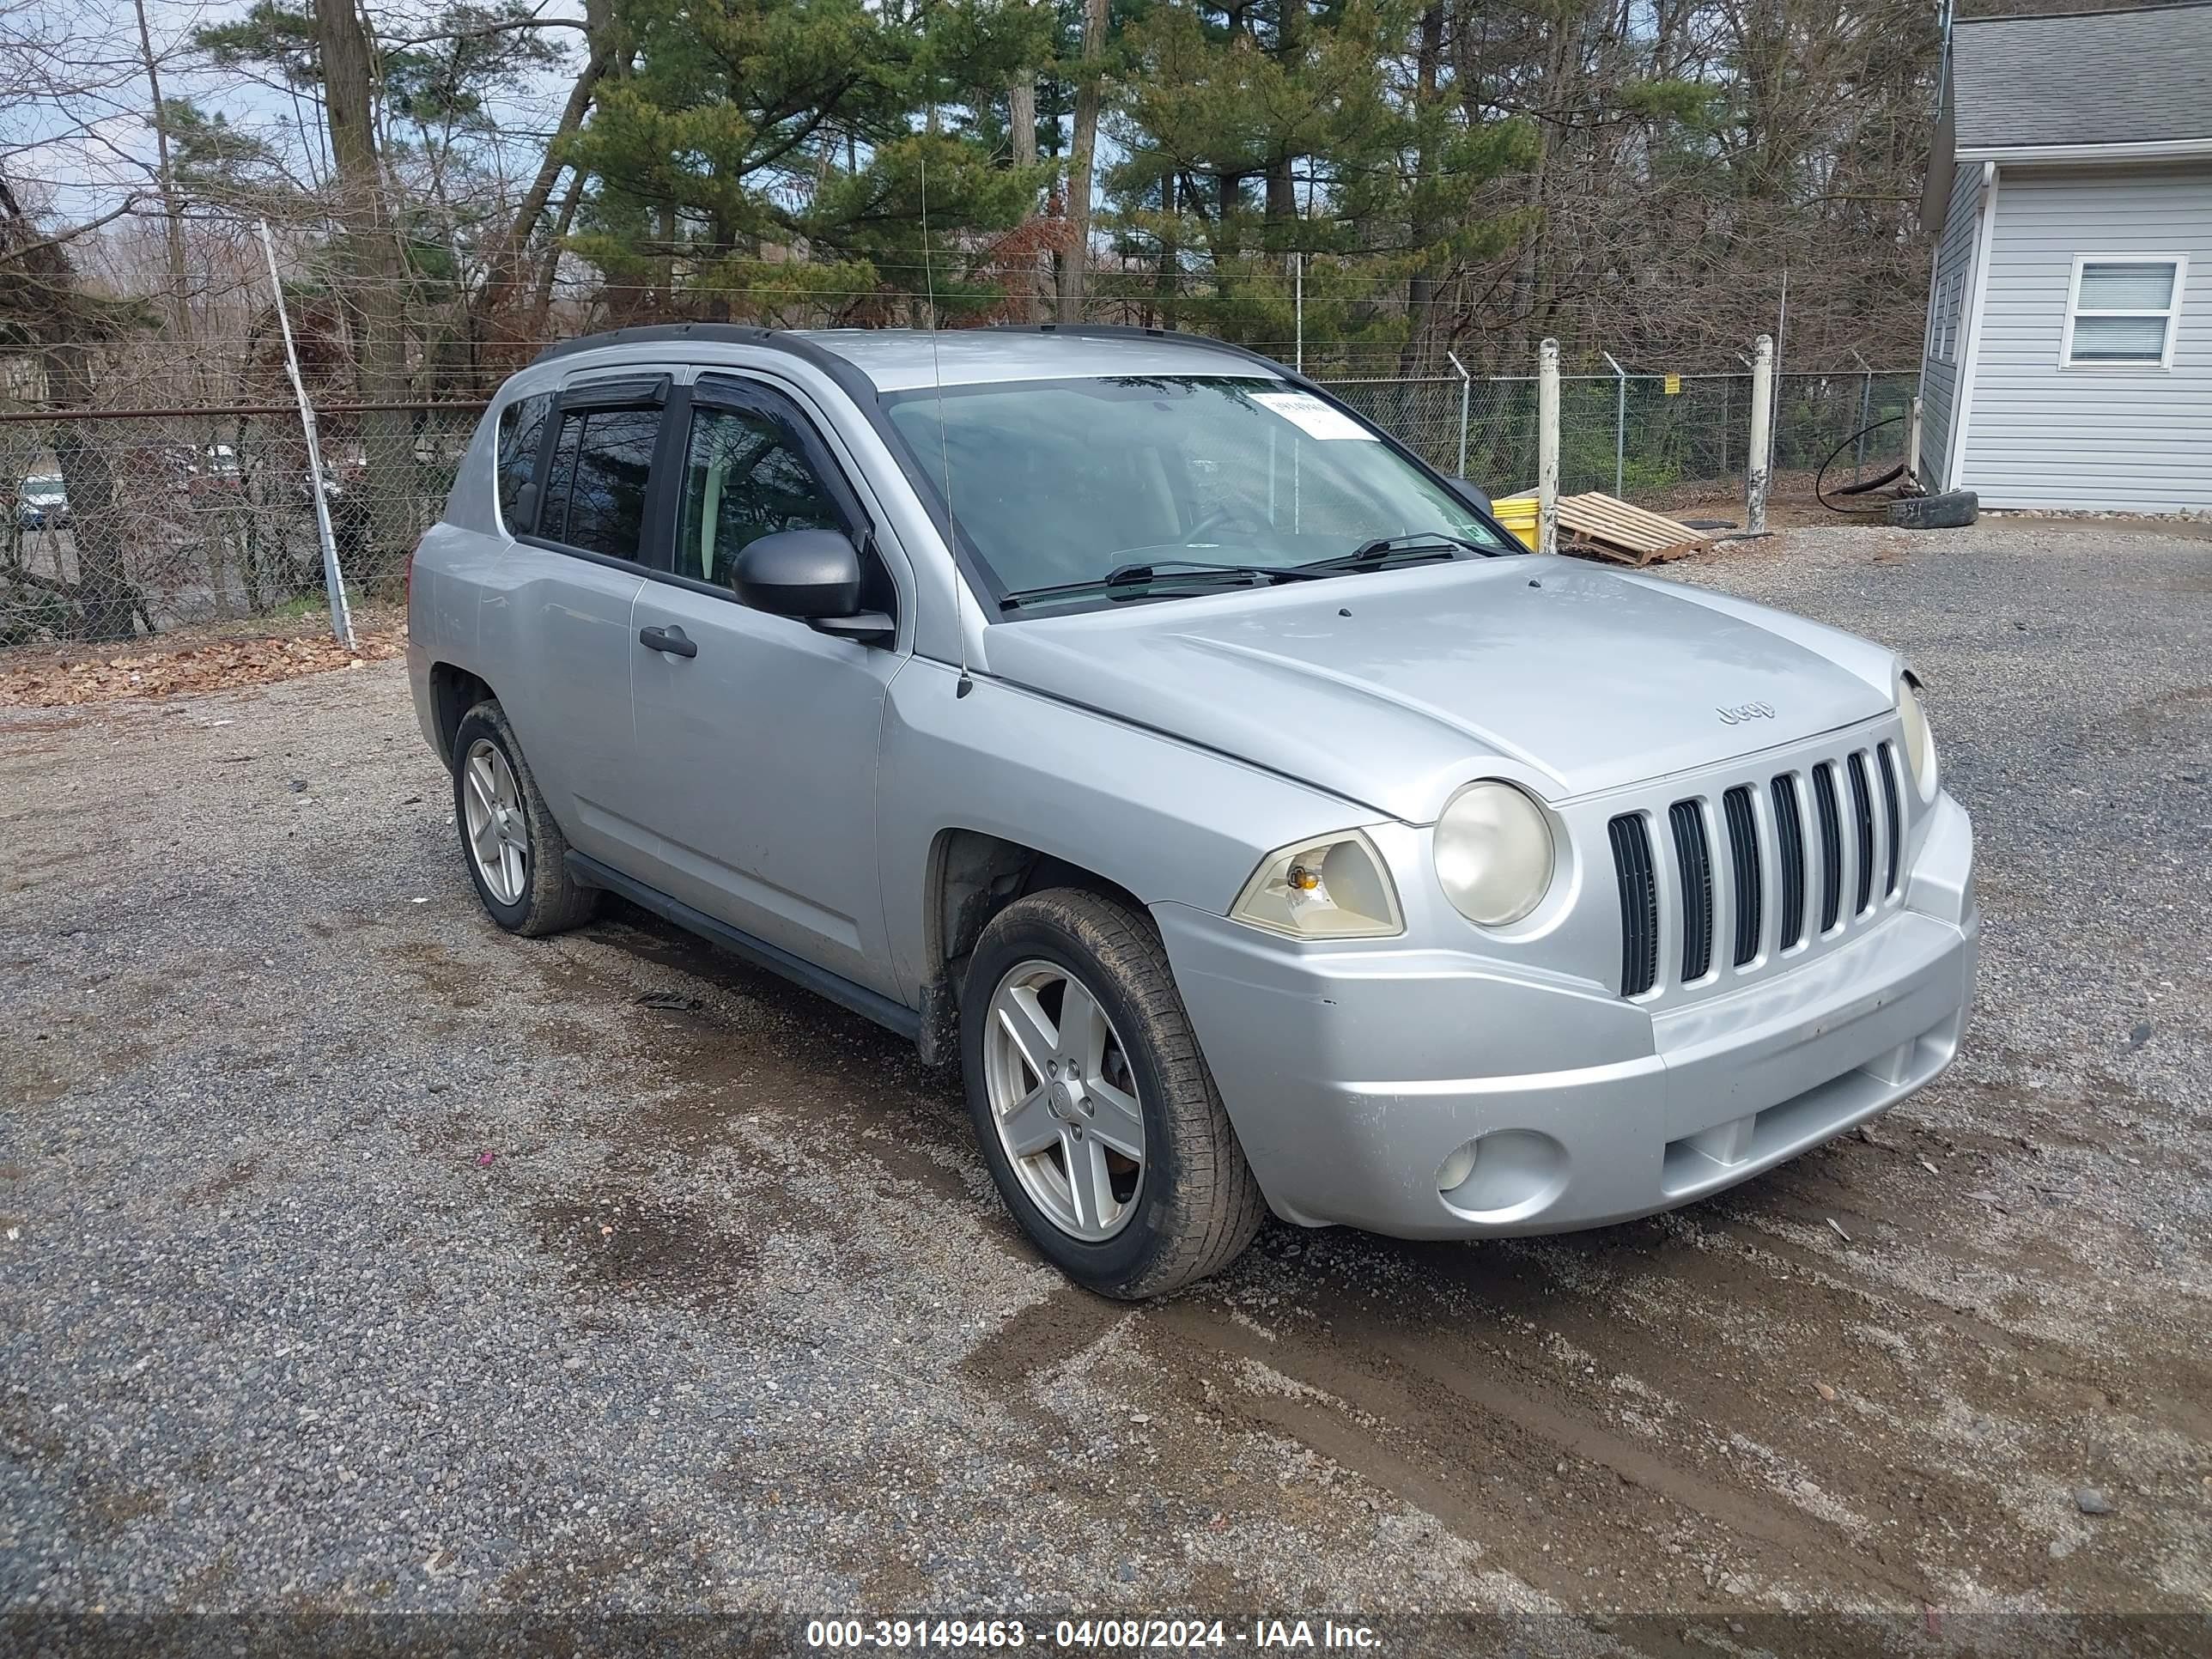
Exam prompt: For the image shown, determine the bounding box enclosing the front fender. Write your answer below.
[876,658,1382,1004]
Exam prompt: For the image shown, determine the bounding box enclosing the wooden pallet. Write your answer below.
[1553,492,1712,566]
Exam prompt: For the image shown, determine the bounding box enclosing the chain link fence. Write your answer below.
[1,404,481,645]
[2,362,1915,647]
[1316,369,1918,501]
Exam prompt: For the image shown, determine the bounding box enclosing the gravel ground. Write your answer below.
[3,520,2208,1643]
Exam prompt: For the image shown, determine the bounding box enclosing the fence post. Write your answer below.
[1850,349,1874,483]
[257,219,355,649]
[1537,338,1560,554]
[1746,333,1773,536]
[1720,376,1729,478]
[1446,350,1471,478]
[1601,351,1627,499]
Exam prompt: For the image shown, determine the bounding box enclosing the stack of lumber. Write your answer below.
[1552,492,1711,566]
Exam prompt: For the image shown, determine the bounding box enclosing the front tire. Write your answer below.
[450,700,598,937]
[961,889,1266,1298]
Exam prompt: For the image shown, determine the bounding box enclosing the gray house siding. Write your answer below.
[1960,162,2212,513]
[1917,161,1987,490]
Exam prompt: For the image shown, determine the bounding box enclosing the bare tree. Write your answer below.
[310,0,410,561]
[0,171,138,640]
[1055,0,1109,324]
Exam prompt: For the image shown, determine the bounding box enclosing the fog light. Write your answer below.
[1437,1139,1481,1194]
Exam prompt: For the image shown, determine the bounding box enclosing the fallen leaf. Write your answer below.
[1,626,407,708]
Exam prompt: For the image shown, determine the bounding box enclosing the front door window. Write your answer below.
[675,404,849,590]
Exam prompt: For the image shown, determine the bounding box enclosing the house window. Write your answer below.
[1929,270,1965,365]
[2063,257,2185,368]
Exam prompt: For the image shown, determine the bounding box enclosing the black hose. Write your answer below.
[1814,413,1908,514]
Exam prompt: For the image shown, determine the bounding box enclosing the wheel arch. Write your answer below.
[427,662,496,769]
[917,827,1149,1065]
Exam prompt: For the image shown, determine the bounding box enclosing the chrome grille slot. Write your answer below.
[1669,799,1715,983]
[1723,786,1761,966]
[1811,763,1844,933]
[1772,774,1808,951]
[1609,813,1660,997]
[1877,741,1903,896]
[1847,750,1877,917]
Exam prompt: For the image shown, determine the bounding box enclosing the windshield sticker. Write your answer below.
[1249,391,1378,441]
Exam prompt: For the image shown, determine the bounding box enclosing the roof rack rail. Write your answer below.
[527,322,787,367]
[980,322,1296,380]
[525,322,890,418]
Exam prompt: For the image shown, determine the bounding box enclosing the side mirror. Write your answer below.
[1444,477,1493,518]
[733,527,863,619]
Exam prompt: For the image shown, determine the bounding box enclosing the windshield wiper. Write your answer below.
[1000,560,1323,611]
[1296,533,1497,574]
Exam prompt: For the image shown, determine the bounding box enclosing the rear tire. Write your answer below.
[962,888,1266,1298]
[451,700,598,938]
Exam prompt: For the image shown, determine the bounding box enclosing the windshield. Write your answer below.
[883,375,1507,605]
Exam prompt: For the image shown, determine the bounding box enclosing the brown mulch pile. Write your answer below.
[0,627,408,708]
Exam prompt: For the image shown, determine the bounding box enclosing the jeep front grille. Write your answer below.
[1609,738,1907,999]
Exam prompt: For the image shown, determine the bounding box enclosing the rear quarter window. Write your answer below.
[495,393,551,532]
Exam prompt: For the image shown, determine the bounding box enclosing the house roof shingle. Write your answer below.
[1953,3,2212,151]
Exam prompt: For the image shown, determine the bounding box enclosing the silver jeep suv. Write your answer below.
[408,324,1977,1298]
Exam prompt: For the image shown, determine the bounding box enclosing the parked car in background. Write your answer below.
[408,325,1978,1299]
[184,446,245,506]
[15,473,67,531]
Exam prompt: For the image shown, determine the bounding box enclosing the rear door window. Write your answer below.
[495,392,550,532]
[536,405,661,562]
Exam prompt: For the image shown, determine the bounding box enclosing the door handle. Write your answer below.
[639,624,697,659]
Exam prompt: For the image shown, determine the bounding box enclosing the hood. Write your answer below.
[980,556,1897,823]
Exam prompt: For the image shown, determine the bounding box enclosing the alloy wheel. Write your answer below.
[983,958,1147,1242]
[461,737,529,906]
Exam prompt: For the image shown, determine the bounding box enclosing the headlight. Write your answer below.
[1435,781,1555,927]
[1231,830,1403,939]
[1899,677,1938,800]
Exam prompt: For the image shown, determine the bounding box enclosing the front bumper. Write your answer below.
[1155,791,1978,1238]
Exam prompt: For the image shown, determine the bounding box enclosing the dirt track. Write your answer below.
[3,521,2208,1638]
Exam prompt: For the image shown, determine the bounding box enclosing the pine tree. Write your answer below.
[1100,1,1531,368]
[562,0,1053,325]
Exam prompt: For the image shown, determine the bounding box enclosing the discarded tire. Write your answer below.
[1887,489,1978,530]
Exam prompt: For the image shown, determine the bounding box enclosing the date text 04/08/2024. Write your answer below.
[803,1618,1382,1650]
